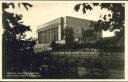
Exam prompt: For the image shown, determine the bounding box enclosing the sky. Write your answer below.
[6,2,115,38]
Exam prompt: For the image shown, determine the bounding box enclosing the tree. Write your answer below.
[74,3,125,35]
[2,3,35,77]
[2,3,33,42]
[74,4,124,78]
[82,28,97,44]
[2,3,33,12]
[74,3,125,51]
[64,27,75,46]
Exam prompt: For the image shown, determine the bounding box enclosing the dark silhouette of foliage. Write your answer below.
[2,3,35,78]
[74,3,125,33]
[82,29,96,44]
[74,3,124,51]
[64,27,75,46]
[2,3,33,11]
[2,3,33,42]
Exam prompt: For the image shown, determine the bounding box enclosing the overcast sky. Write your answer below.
[6,2,115,38]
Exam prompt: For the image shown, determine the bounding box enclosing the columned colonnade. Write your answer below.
[38,25,61,44]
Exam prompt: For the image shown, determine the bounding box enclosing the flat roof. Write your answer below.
[37,16,96,32]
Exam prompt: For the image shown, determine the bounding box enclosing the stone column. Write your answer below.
[41,31,43,43]
[52,27,54,41]
[47,29,50,42]
[54,27,57,41]
[58,25,61,41]
[49,28,52,42]
[44,30,47,43]
[42,31,45,43]
[46,30,48,43]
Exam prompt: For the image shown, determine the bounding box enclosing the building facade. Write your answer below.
[37,16,102,44]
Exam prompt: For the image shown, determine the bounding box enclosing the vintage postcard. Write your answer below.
[0,0,128,81]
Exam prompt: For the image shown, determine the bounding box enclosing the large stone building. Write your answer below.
[37,16,102,44]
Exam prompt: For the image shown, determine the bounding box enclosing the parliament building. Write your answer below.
[37,16,102,44]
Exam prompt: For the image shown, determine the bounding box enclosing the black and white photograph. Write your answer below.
[1,1,126,80]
